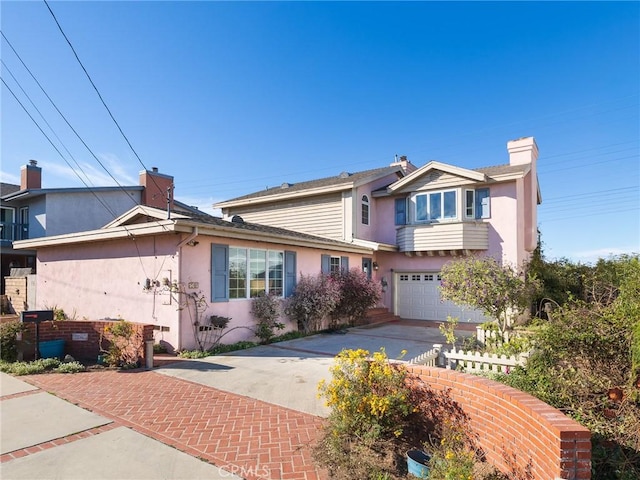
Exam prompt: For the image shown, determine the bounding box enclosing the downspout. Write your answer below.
[176,226,199,351]
[177,226,199,248]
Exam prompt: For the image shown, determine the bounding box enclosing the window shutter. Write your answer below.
[321,254,331,274]
[284,251,297,298]
[395,198,407,225]
[341,256,349,272]
[475,188,490,219]
[211,244,229,302]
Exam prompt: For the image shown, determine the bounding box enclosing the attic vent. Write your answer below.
[339,171,351,178]
[427,171,442,182]
[231,215,244,224]
[281,182,291,189]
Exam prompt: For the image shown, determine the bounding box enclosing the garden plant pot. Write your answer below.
[407,449,430,478]
[39,339,65,359]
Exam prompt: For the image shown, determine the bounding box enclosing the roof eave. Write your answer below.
[13,221,177,249]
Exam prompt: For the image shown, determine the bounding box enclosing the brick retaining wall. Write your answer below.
[407,365,591,480]
[19,320,154,365]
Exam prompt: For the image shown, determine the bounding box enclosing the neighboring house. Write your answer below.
[0,160,182,295]
[14,205,373,351]
[215,136,541,323]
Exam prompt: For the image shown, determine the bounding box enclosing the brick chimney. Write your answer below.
[139,167,174,211]
[20,160,42,190]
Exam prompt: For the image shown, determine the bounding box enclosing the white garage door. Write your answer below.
[395,272,489,323]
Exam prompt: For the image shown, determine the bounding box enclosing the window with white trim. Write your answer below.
[321,254,349,274]
[464,188,491,219]
[415,190,457,222]
[361,195,370,225]
[213,245,293,301]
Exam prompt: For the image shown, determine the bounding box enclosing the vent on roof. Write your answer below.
[281,182,291,189]
[231,215,244,224]
[339,171,351,178]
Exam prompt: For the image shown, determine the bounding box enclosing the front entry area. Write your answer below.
[395,272,489,323]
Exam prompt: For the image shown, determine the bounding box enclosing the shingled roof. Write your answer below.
[218,165,403,204]
[1,183,21,197]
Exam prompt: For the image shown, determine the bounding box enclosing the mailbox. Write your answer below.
[20,310,55,360]
[21,310,54,323]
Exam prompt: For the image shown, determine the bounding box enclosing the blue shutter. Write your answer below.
[321,254,331,274]
[395,198,406,225]
[341,256,349,272]
[211,244,229,302]
[284,251,297,298]
[475,188,490,219]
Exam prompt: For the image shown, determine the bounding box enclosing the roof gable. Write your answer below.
[387,161,486,193]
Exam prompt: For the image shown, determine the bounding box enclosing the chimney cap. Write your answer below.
[152,167,159,173]
[28,159,38,167]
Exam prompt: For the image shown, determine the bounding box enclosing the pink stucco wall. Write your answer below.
[179,238,368,348]
[36,234,182,349]
[35,231,373,352]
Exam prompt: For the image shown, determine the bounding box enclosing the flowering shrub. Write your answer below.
[318,348,411,440]
[440,256,540,333]
[284,273,340,333]
[330,268,382,327]
[251,292,285,343]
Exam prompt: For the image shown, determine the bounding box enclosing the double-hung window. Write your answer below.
[213,245,293,301]
[415,190,457,222]
[321,254,349,274]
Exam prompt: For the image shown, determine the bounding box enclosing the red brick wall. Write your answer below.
[407,365,591,480]
[20,320,154,365]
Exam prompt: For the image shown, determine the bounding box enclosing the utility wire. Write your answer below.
[1,31,140,203]
[1,76,122,220]
[42,0,168,200]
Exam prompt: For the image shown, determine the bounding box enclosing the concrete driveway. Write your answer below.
[157,321,466,417]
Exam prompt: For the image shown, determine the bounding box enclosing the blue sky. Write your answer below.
[1,1,638,263]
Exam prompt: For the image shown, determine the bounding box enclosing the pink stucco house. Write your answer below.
[14,137,540,351]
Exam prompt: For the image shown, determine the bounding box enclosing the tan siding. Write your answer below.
[227,193,344,240]
[397,222,488,251]
[398,171,477,193]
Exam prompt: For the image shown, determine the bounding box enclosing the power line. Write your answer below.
[42,0,168,201]
[542,186,639,204]
[1,76,122,220]
[1,30,140,203]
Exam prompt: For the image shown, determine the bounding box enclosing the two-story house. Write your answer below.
[215,136,541,323]
[13,137,540,351]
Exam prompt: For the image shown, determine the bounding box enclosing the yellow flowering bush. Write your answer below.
[425,418,477,480]
[318,348,411,440]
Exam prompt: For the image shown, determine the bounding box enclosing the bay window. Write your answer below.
[415,190,457,222]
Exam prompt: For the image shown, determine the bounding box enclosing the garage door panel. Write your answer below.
[396,272,489,323]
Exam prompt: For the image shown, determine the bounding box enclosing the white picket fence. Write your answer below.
[409,344,529,374]
[444,347,529,373]
[408,344,442,367]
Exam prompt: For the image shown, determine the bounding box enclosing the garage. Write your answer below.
[395,272,489,323]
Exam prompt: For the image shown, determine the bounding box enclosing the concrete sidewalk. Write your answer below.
[0,372,240,480]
